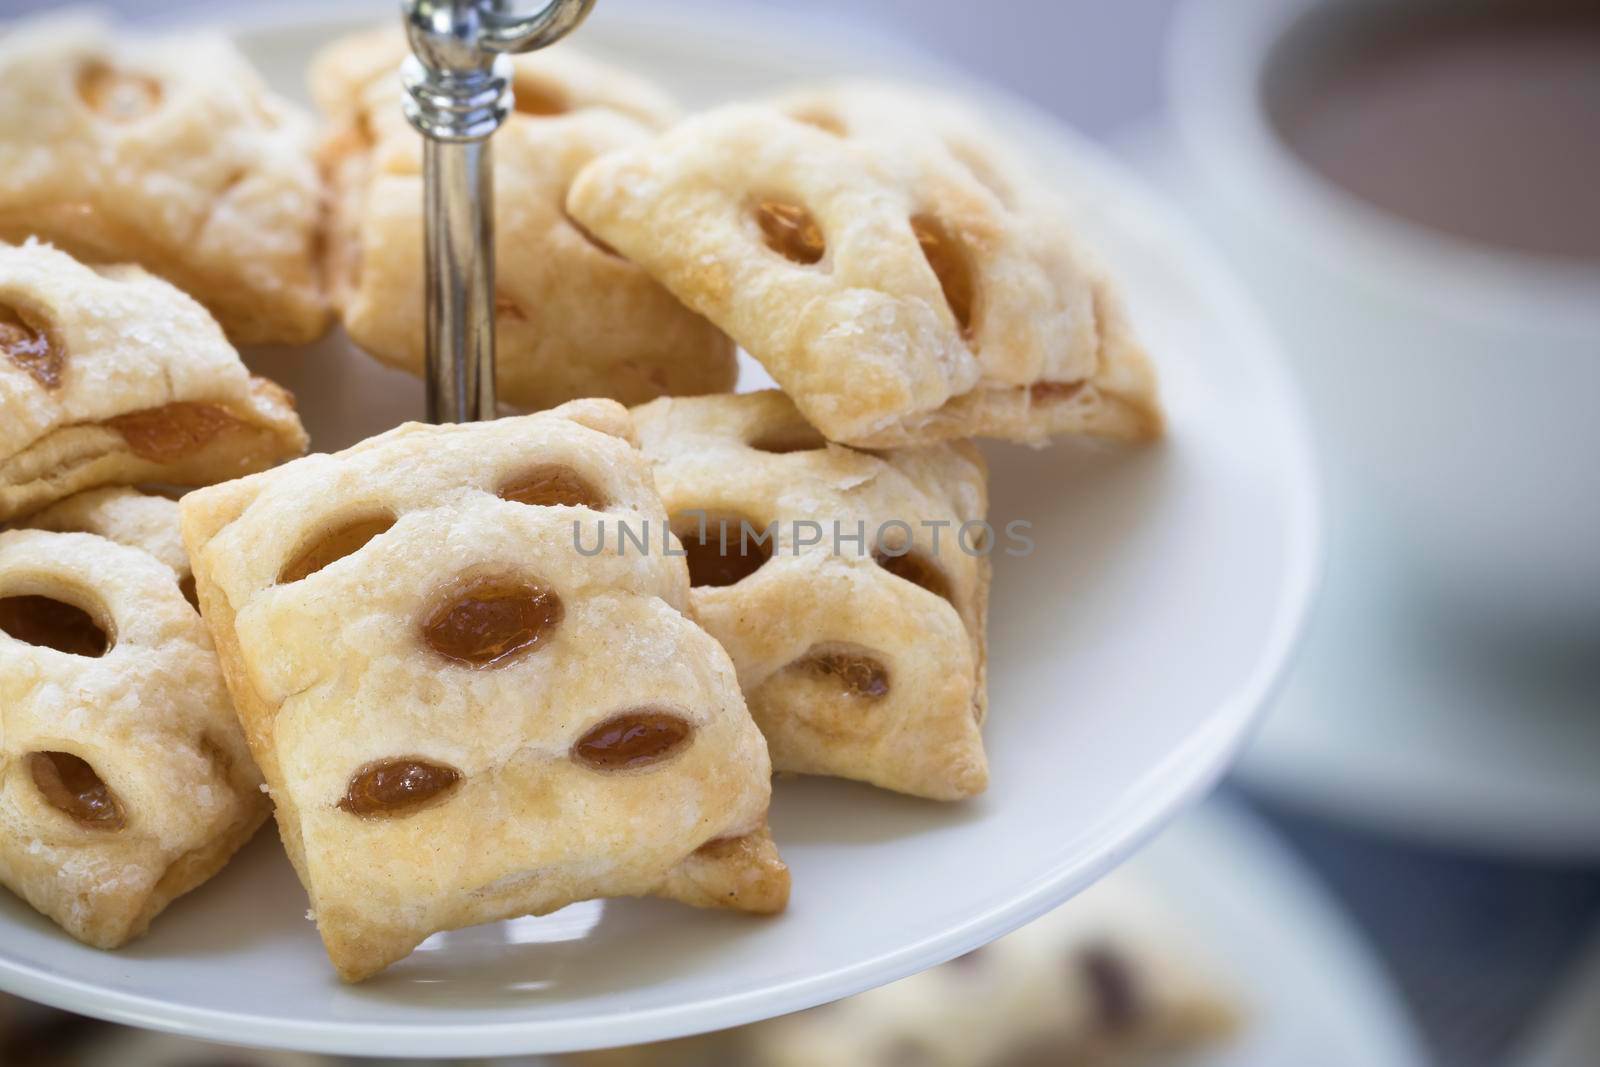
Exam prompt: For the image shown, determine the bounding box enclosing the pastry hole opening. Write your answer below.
[791,642,890,699]
[511,76,568,117]
[0,302,63,390]
[0,595,110,657]
[105,403,243,464]
[874,548,952,602]
[422,575,563,667]
[1030,380,1087,404]
[1078,943,1145,1033]
[748,422,828,454]
[179,573,200,610]
[911,213,977,339]
[755,199,826,265]
[563,206,621,257]
[789,107,847,136]
[672,512,772,587]
[217,167,249,199]
[76,62,162,122]
[278,514,397,585]
[198,733,233,779]
[573,709,692,771]
[693,833,745,858]
[498,465,606,509]
[946,138,1015,206]
[29,752,124,830]
[339,757,461,817]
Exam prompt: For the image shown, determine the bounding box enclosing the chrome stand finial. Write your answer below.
[400,0,597,424]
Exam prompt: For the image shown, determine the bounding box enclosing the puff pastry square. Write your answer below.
[573,876,1236,1067]
[0,14,327,345]
[634,391,989,800]
[0,504,269,949]
[570,83,1162,448]
[25,487,199,608]
[180,399,787,982]
[0,241,308,523]
[314,30,735,411]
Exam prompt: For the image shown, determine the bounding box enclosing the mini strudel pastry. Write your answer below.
[26,487,197,606]
[314,30,735,411]
[634,391,988,800]
[0,515,269,949]
[0,14,327,345]
[573,874,1237,1067]
[569,83,1162,448]
[180,399,787,982]
[0,241,308,522]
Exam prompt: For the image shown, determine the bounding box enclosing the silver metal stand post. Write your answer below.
[400,0,597,423]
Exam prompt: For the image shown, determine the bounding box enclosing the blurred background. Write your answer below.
[0,0,1596,1065]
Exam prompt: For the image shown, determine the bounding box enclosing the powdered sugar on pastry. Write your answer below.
[0,242,307,522]
[634,391,989,800]
[180,400,787,982]
[0,13,327,345]
[0,524,268,949]
[569,82,1163,447]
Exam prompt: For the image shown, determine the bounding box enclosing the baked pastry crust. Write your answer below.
[0,241,309,523]
[634,391,988,800]
[26,487,193,592]
[180,399,786,982]
[0,13,327,345]
[569,83,1162,447]
[313,29,735,411]
[0,521,268,949]
[573,875,1236,1067]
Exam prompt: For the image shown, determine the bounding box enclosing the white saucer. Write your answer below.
[0,6,1318,1056]
[1115,121,1600,859]
[1138,800,1426,1067]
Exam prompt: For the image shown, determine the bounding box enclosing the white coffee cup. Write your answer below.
[1167,0,1600,639]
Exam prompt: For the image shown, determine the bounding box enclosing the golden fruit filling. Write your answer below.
[105,402,243,464]
[1030,380,1087,403]
[0,594,109,657]
[340,758,461,817]
[499,465,605,509]
[799,646,890,699]
[875,548,952,602]
[0,303,62,389]
[76,62,162,122]
[675,516,772,588]
[756,199,826,265]
[573,711,692,771]
[511,76,568,117]
[911,213,976,338]
[279,516,397,585]
[422,576,563,666]
[789,107,847,136]
[29,751,125,830]
[749,424,827,454]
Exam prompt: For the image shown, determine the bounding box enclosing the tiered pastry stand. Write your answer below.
[400,0,594,424]
[0,3,1321,1056]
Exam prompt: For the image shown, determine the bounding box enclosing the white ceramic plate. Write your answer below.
[0,4,1319,1056]
[1139,801,1426,1067]
[496,799,1426,1067]
[1115,120,1600,859]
